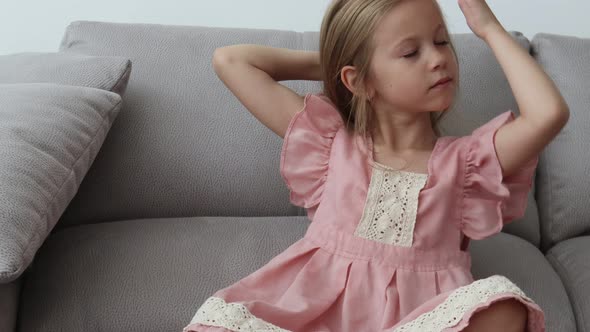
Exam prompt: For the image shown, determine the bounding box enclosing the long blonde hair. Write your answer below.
[319,0,459,140]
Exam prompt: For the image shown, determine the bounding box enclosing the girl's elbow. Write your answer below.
[541,97,570,127]
[212,48,230,71]
[555,101,570,125]
[212,46,249,75]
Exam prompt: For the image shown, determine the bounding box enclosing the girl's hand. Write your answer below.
[458,0,504,42]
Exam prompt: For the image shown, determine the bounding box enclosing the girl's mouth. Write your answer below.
[430,78,453,89]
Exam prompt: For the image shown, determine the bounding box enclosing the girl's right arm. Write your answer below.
[212,44,321,138]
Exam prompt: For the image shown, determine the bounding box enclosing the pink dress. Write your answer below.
[184,93,545,332]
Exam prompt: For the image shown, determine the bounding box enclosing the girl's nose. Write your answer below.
[429,47,448,71]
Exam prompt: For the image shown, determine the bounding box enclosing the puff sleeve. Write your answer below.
[280,93,344,209]
[460,111,539,240]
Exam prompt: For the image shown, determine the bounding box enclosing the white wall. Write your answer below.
[1,0,589,55]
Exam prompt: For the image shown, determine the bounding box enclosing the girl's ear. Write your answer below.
[340,65,360,95]
[341,65,374,100]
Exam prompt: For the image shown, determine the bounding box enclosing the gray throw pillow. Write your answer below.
[0,83,123,282]
[0,52,131,95]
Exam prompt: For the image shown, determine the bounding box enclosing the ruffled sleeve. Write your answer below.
[460,111,539,240]
[280,93,344,209]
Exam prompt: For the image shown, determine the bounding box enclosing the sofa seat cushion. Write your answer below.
[546,236,590,332]
[468,232,576,331]
[18,217,573,331]
[19,216,309,332]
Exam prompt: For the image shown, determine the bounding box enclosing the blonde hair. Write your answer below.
[319,0,459,140]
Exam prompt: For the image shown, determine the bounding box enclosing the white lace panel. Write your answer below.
[393,275,536,332]
[189,296,291,332]
[354,168,428,247]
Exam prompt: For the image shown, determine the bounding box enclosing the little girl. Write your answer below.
[185,0,569,331]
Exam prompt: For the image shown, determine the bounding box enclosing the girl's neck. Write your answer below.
[371,113,438,152]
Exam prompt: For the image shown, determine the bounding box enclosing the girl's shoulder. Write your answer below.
[301,92,344,126]
[435,111,521,164]
[435,111,539,239]
[279,92,344,209]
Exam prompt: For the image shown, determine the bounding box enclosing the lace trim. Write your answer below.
[355,169,428,246]
[190,296,291,332]
[393,275,535,331]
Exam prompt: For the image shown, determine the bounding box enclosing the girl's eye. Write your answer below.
[403,40,448,58]
[403,50,418,58]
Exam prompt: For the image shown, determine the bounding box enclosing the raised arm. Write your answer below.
[212,44,321,138]
[458,0,570,177]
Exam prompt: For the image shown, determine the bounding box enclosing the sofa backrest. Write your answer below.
[55,22,313,230]
[531,33,590,251]
[55,21,542,247]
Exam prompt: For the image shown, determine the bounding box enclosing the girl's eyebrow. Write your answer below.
[393,23,444,48]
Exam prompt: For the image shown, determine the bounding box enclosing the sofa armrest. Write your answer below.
[0,278,20,332]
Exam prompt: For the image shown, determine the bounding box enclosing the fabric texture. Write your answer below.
[0,83,124,282]
[56,20,315,230]
[0,52,131,95]
[16,216,571,332]
[184,93,544,332]
[18,216,310,332]
[279,93,343,213]
[530,33,590,250]
[546,236,590,332]
[460,111,539,240]
[0,279,20,332]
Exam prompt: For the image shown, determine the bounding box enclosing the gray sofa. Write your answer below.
[1,21,589,332]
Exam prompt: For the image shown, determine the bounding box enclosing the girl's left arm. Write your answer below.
[458,0,570,178]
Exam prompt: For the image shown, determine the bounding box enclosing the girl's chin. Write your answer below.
[426,103,452,113]
[430,97,455,112]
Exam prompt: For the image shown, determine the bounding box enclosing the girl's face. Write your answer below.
[367,0,458,114]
